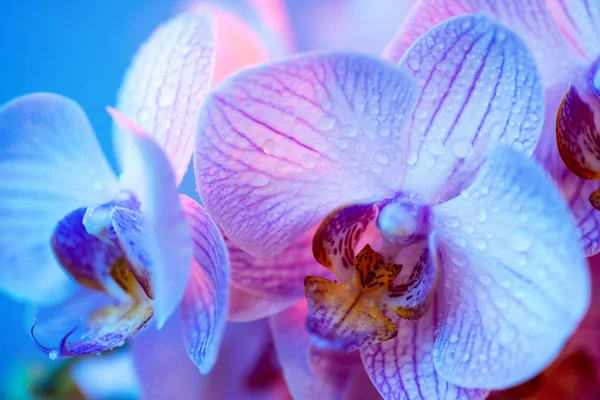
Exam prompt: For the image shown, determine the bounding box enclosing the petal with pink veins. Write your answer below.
[431,145,590,389]
[362,294,489,400]
[179,195,230,374]
[546,0,600,60]
[194,53,416,258]
[397,14,544,202]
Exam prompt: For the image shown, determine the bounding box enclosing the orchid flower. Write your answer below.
[0,11,230,375]
[387,0,600,258]
[194,14,590,399]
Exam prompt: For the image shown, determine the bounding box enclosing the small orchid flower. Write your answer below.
[0,12,230,374]
[387,0,600,257]
[195,14,590,399]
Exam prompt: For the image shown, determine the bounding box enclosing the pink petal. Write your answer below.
[115,12,215,184]
[0,93,118,304]
[179,195,230,374]
[431,145,590,388]
[547,0,600,60]
[270,301,379,399]
[195,53,416,258]
[397,15,544,202]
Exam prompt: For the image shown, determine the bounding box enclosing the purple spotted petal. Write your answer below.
[0,93,118,304]
[194,52,416,257]
[227,226,333,321]
[361,295,488,400]
[431,145,590,389]
[115,12,215,184]
[547,0,600,60]
[179,195,230,374]
[396,14,544,202]
[270,301,377,399]
[386,0,585,90]
[109,108,192,328]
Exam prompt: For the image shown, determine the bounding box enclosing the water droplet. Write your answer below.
[498,325,518,345]
[375,153,388,164]
[449,333,459,343]
[510,228,534,251]
[428,140,444,156]
[342,125,357,137]
[250,174,269,187]
[48,349,58,361]
[476,209,487,222]
[317,115,336,131]
[445,217,460,228]
[158,84,177,107]
[262,139,276,155]
[407,152,418,165]
[452,139,472,158]
[301,155,315,169]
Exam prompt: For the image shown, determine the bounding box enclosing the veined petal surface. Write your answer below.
[270,301,377,399]
[115,12,215,184]
[0,93,118,304]
[431,145,590,388]
[179,195,230,374]
[397,15,544,202]
[110,108,192,328]
[386,0,584,90]
[195,52,416,257]
[362,295,488,400]
[546,0,600,60]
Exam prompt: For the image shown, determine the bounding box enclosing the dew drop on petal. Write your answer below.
[262,139,276,155]
[452,138,473,158]
[301,155,316,169]
[317,115,336,131]
[510,228,534,251]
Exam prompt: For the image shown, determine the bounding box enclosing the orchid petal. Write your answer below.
[32,288,153,358]
[133,317,285,400]
[109,108,192,328]
[0,93,118,304]
[228,285,299,322]
[431,145,590,388]
[387,0,584,90]
[546,0,600,60]
[362,295,489,400]
[397,14,544,202]
[115,12,215,184]
[227,226,332,321]
[270,301,377,399]
[179,195,230,374]
[195,52,416,257]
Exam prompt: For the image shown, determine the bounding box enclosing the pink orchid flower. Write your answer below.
[194,13,589,400]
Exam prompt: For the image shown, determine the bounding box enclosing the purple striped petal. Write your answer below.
[194,52,416,257]
[547,0,600,60]
[396,14,544,202]
[109,108,192,328]
[115,12,215,184]
[431,145,590,389]
[362,295,488,400]
[227,226,332,321]
[179,195,230,374]
[386,0,584,90]
[0,93,119,304]
[270,301,378,399]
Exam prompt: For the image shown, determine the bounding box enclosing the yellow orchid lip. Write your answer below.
[305,202,437,351]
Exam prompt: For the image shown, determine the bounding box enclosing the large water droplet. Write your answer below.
[375,153,388,164]
[342,125,357,137]
[262,139,276,155]
[452,139,472,158]
[498,325,518,345]
[250,174,270,187]
[301,155,316,169]
[317,115,336,131]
